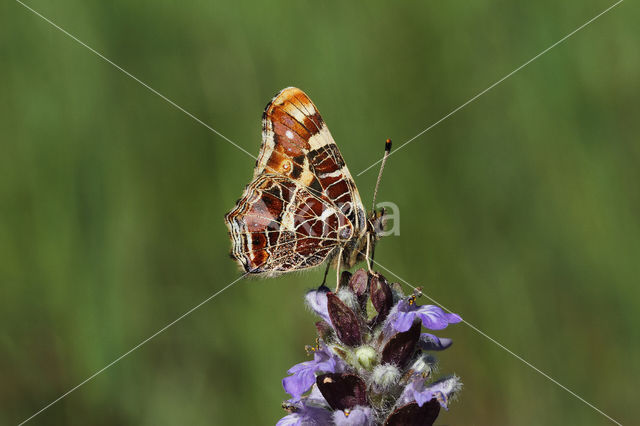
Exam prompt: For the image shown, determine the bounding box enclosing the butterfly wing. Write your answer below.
[225,87,367,274]
[225,174,352,274]
[257,87,366,230]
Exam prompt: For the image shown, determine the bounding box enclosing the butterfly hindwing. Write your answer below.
[226,174,351,274]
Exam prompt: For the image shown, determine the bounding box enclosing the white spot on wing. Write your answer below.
[286,130,294,140]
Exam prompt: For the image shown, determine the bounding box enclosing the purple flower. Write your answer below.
[277,385,332,426]
[332,406,375,425]
[398,375,462,409]
[280,270,463,425]
[391,299,462,333]
[276,404,332,426]
[398,377,433,407]
[283,345,345,401]
[425,376,462,409]
[305,286,331,324]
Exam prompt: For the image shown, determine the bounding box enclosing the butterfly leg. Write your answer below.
[335,247,344,291]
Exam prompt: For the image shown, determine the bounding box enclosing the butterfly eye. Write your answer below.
[281,160,292,174]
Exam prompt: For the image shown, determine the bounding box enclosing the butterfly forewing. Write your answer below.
[225,87,366,275]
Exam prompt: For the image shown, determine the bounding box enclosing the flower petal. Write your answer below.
[283,367,316,401]
[333,406,375,426]
[413,385,433,407]
[424,376,462,409]
[415,305,461,330]
[305,286,331,324]
[282,346,343,400]
[277,404,332,426]
[275,413,301,426]
[397,378,431,407]
[419,333,453,351]
[391,311,416,333]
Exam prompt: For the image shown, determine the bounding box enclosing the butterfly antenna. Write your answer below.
[371,139,392,211]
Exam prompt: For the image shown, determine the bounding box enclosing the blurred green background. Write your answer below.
[1,0,638,424]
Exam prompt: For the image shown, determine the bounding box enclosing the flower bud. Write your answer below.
[348,268,369,297]
[354,345,377,370]
[371,364,401,393]
[370,273,393,325]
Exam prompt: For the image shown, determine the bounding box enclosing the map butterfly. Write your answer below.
[224,87,388,282]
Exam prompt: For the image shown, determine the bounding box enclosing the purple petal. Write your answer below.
[413,386,434,407]
[306,384,330,408]
[287,359,315,375]
[283,366,317,401]
[419,333,453,351]
[391,311,416,333]
[398,378,432,407]
[424,376,462,409]
[395,299,412,313]
[446,312,463,323]
[399,376,462,409]
[415,305,461,330]
[277,404,332,426]
[275,413,301,426]
[305,286,331,324]
[282,346,344,400]
[313,347,339,373]
[332,406,375,426]
[398,378,418,406]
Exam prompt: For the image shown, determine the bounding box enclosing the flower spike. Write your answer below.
[278,270,462,425]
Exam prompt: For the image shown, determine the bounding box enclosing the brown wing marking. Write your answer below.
[255,87,365,230]
[224,174,352,274]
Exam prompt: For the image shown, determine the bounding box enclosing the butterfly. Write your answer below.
[224,87,389,284]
